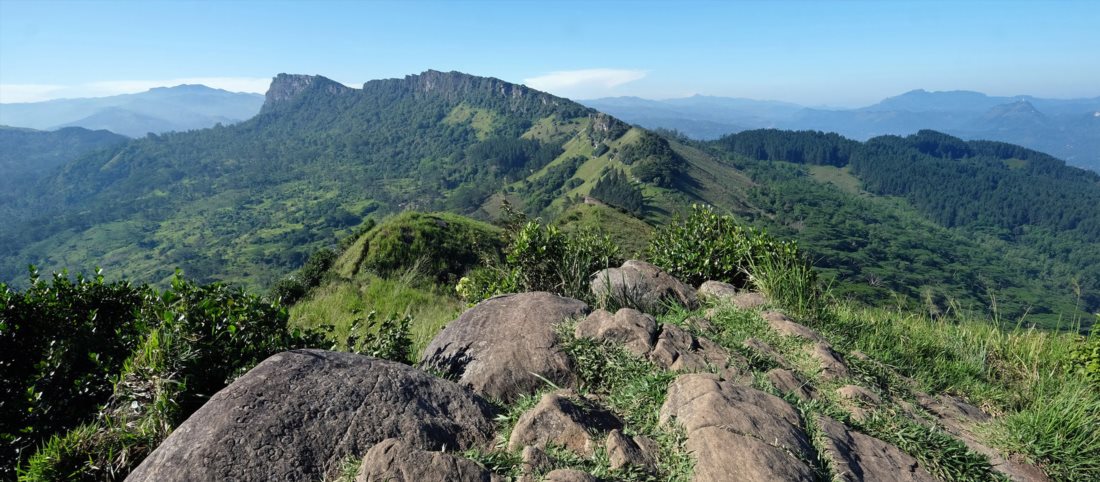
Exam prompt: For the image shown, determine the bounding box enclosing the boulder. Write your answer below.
[507,392,620,455]
[660,373,812,455]
[520,445,552,477]
[697,280,739,301]
[649,324,736,372]
[767,368,817,401]
[544,469,598,482]
[687,426,816,481]
[762,310,826,343]
[420,292,588,402]
[605,429,657,472]
[818,416,938,482]
[127,350,496,482]
[574,308,657,357]
[698,281,768,310]
[590,260,697,312]
[810,342,852,380]
[743,337,791,369]
[356,438,493,482]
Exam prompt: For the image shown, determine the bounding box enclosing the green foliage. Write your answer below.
[342,312,414,364]
[589,169,643,216]
[647,204,806,290]
[618,131,685,187]
[5,270,323,479]
[857,410,999,482]
[1,268,150,477]
[350,212,504,283]
[713,128,858,166]
[515,155,586,215]
[989,378,1100,481]
[1067,333,1100,385]
[459,220,621,303]
[270,247,338,304]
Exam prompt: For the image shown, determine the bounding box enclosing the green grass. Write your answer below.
[289,273,464,359]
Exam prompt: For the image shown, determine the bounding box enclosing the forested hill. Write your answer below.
[706,128,1100,320]
[0,126,128,213]
[2,71,1096,328]
[0,71,626,288]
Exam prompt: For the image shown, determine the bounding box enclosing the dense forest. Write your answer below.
[706,129,1100,324]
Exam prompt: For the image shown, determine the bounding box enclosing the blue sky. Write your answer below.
[1,0,1097,106]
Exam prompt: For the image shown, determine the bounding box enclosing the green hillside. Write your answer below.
[1,72,1095,330]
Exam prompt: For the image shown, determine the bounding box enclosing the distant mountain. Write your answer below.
[0,85,265,137]
[583,90,1100,172]
[0,126,128,216]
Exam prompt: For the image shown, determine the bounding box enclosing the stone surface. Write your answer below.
[685,315,716,334]
[698,281,768,310]
[762,310,826,342]
[521,445,552,477]
[574,308,657,357]
[686,426,816,481]
[697,280,739,300]
[649,324,734,372]
[127,350,496,482]
[837,385,882,406]
[590,260,697,312]
[356,438,493,482]
[543,469,598,482]
[810,342,852,379]
[731,291,769,310]
[818,416,939,482]
[420,292,588,402]
[660,373,812,455]
[743,337,791,368]
[767,368,817,401]
[507,392,620,455]
[605,429,657,472]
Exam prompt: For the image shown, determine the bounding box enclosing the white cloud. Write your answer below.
[0,77,273,103]
[524,69,647,98]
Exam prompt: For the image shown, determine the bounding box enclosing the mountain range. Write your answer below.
[0,84,265,137]
[583,90,1100,172]
[1,71,1097,330]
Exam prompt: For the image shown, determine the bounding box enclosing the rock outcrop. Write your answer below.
[127,350,496,482]
[590,260,697,312]
[420,292,588,402]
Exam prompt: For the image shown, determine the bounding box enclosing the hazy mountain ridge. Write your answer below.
[584,90,1100,172]
[0,84,265,137]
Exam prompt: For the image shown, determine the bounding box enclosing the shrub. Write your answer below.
[11,271,325,480]
[647,205,826,318]
[0,269,151,478]
[352,212,504,283]
[458,220,621,303]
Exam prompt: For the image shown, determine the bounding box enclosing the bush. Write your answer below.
[458,220,621,303]
[647,205,826,318]
[1,269,151,478]
[352,212,504,283]
[9,271,325,480]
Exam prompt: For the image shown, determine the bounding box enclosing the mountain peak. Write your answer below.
[262,74,353,111]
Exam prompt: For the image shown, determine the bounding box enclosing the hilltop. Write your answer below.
[6,208,1096,480]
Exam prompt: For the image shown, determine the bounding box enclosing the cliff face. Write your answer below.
[260,73,355,113]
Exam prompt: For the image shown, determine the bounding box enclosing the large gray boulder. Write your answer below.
[420,292,589,402]
[507,391,620,455]
[590,260,697,313]
[127,350,496,482]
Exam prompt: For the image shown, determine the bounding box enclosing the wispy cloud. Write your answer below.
[0,77,273,103]
[524,69,647,98]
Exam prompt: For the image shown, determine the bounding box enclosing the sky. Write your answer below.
[1,0,1097,107]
